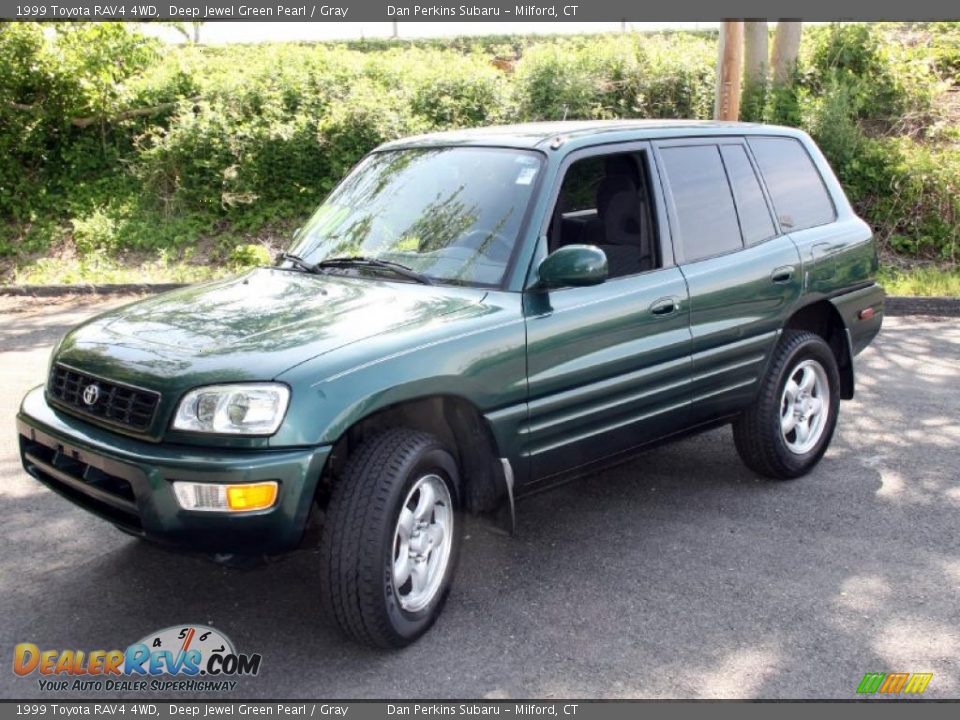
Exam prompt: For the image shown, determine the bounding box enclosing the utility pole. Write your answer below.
[714,20,744,121]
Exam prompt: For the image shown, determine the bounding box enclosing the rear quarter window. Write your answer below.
[747,137,836,232]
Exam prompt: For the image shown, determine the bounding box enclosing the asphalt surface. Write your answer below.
[0,295,957,700]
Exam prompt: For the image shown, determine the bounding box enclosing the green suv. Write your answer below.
[17,121,884,647]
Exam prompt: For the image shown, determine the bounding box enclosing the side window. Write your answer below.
[549,151,659,278]
[660,145,742,263]
[555,156,605,214]
[720,145,777,246]
[747,137,836,232]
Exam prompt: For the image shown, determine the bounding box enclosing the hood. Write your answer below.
[54,268,486,394]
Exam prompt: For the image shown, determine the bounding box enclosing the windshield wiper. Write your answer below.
[317,256,434,285]
[276,252,322,274]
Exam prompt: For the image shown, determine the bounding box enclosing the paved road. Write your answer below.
[1,296,957,699]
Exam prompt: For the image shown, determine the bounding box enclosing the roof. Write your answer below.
[378,120,807,152]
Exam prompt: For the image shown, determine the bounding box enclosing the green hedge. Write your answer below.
[1,22,958,274]
[800,24,959,263]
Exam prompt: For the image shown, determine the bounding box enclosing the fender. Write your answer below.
[829,283,885,357]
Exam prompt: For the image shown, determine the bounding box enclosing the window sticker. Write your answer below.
[516,167,538,185]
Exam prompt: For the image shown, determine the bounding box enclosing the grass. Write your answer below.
[877,265,960,297]
[1,212,288,287]
[9,253,232,286]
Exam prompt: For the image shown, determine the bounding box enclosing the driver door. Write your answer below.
[520,143,693,487]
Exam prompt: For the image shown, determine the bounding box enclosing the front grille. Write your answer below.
[20,435,142,531]
[49,364,160,432]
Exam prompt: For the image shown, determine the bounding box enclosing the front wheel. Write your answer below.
[733,330,841,480]
[319,429,462,648]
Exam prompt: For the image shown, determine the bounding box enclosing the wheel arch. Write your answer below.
[784,299,854,399]
[320,394,509,515]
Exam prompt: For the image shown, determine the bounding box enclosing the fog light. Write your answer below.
[173,481,278,512]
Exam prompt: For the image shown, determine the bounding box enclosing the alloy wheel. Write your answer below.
[780,358,831,455]
[391,473,454,612]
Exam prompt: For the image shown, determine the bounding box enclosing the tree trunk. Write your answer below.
[744,21,769,89]
[742,21,769,120]
[771,20,802,86]
[714,21,744,121]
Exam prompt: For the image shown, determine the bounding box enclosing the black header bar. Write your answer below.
[2,0,959,22]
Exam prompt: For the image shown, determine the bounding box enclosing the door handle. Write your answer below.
[810,242,837,280]
[650,297,680,317]
[771,266,795,284]
[811,241,832,260]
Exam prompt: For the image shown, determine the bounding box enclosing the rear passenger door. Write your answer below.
[654,138,802,423]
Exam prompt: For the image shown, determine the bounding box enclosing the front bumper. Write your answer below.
[16,385,331,554]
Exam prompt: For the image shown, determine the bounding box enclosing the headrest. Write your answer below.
[603,192,642,245]
[604,155,639,183]
[597,175,635,216]
[596,156,640,215]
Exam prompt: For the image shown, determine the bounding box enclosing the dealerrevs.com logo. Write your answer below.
[14,625,261,693]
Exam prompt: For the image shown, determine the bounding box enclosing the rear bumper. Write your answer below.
[16,385,330,554]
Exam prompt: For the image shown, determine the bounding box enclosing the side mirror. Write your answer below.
[536,245,608,289]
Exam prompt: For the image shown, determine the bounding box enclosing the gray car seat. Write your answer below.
[548,155,656,276]
[581,156,655,277]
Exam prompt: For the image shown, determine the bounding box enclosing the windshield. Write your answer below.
[286,147,543,287]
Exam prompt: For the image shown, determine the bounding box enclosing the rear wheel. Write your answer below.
[734,330,840,479]
[319,428,462,648]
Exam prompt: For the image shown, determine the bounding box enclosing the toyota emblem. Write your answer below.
[82,384,100,406]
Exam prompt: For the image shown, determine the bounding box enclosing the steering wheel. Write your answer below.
[455,229,513,263]
[368,217,398,249]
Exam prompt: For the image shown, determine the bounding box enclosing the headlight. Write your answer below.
[48,335,65,373]
[172,383,290,435]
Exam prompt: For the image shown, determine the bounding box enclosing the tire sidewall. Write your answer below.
[772,336,841,475]
[377,444,462,643]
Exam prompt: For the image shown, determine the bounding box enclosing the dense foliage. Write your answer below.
[1,22,958,283]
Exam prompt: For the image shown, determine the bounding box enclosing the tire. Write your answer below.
[733,330,841,480]
[319,428,462,648]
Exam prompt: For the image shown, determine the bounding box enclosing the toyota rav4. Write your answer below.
[17,121,884,647]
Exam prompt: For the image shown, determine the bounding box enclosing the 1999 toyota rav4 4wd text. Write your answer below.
[17,121,884,647]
